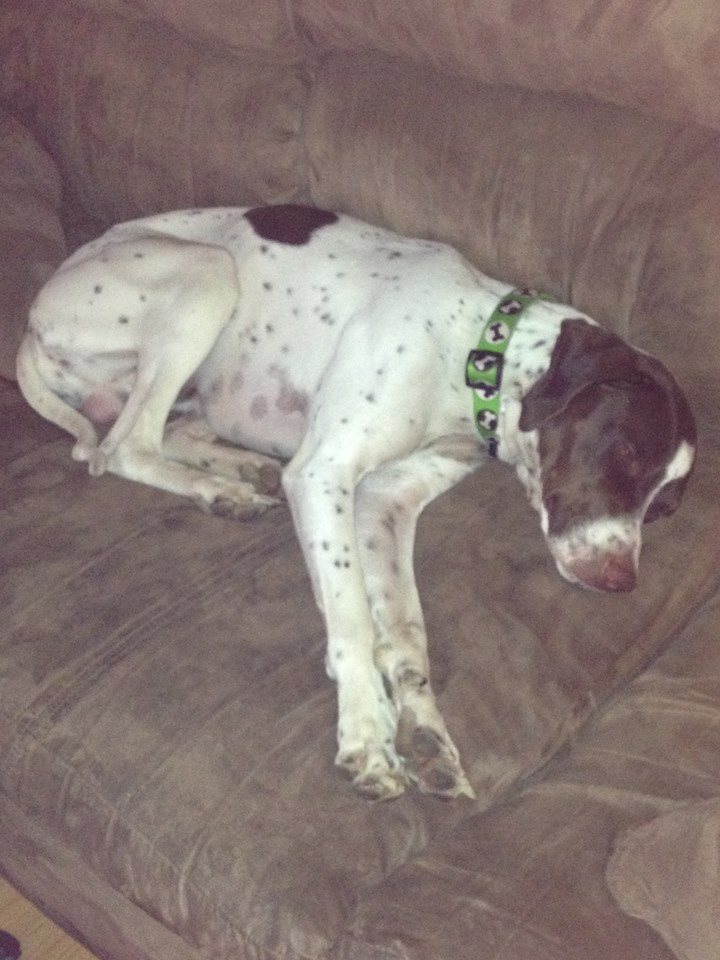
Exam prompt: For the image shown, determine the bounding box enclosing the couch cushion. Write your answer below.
[306,53,720,435]
[79,0,301,56]
[0,796,203,960]
[0,112,65,380]
[607,798,720,960]
[339,589,720,960]
[1,380,718,959]
[298,0,720,133]
[0,1,309,225]
[3,11,719,432]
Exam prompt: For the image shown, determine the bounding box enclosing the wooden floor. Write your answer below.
[0,878,98,960]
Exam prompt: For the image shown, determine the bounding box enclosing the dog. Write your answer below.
[16,204,697,800]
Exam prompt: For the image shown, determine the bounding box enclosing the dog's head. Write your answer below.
[519,319,696,592]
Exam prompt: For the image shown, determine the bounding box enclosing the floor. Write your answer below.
[0,878,98,960]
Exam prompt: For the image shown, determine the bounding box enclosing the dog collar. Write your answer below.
[466,288,552,457]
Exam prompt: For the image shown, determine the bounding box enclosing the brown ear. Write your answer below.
[519,318,644,431]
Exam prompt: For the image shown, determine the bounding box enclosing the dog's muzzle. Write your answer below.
[547,517,641,593]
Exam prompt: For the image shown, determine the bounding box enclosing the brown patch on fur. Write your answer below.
[521,319,696,535]
[244,204,338,246]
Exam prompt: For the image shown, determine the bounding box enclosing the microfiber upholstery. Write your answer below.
[608,796,720,960]
[2,382,718,960]
[1,2,720,958]
[0,112,65,380]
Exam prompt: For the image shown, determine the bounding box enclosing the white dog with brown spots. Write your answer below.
[17,204,696,800]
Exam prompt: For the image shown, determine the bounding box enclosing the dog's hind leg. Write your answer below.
[91,241,276,516]
[16,332,99,460]
[162,415,284,501]
[81,240,232,470]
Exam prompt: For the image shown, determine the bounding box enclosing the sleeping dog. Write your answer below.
[16,204,696,799]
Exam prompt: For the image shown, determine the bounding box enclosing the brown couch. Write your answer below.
[1,3,719,958]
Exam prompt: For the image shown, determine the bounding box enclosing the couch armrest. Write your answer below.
[0,110,66,380]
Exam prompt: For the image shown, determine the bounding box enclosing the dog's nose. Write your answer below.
[597,555,637,592]
[558,552,638,593]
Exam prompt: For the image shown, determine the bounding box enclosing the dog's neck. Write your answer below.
[495,302,567,511]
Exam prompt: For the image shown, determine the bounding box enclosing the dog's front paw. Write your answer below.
[336,707,407,801]
[336,742,408,801]
[395,708,476,800]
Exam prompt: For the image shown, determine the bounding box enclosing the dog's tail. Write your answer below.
[16,332,99,460]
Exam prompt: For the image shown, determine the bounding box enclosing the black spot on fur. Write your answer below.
[244,204,338,246]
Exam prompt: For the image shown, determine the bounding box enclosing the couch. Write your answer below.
[1,2,719,958]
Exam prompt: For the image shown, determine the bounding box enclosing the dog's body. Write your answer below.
[17,204,696,799]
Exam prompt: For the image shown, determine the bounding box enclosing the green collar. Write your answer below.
[466,288,552,457]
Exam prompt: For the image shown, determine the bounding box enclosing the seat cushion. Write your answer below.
[2,378,718,959]
[339,589,720,960]
[607,797,720,960]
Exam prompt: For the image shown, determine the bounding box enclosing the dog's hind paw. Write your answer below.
[72,441,109,477]
[197,493,281,520]
[193,477,281,520]
[234,458,284,499]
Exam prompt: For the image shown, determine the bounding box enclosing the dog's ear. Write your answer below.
[519,318,644,431]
